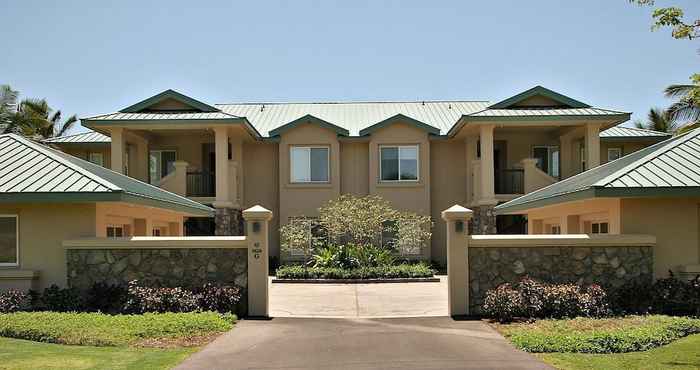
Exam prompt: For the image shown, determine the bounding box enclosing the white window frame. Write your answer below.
[0,215,19,267]
[289,146,330,184]
[379,145,420,182]
[607,148,623,162]
[532,145,560,178]
[87,152,104,166]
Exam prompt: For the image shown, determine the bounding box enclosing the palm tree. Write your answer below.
[664,74,700,128]
[634,107,679,134]
[0,85,18,129]
[13,98,77,139]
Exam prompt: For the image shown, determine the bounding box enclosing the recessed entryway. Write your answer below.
[269,275,448,318]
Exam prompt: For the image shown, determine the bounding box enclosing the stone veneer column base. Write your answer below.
[470,205,497,235]
[215,208,244,236]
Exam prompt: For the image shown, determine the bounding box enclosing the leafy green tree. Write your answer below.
[630,0,699,39]
[634,107,679,133]
[12,98,77,139]
[664,74,700,124]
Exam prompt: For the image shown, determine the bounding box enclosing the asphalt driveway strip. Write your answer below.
[175,317,552,370]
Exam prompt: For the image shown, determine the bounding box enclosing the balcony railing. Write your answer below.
[495,169,524,194]
[187,171,215,197]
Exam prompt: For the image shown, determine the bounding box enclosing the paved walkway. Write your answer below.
[269,275,448,318]
[176,317,552,370]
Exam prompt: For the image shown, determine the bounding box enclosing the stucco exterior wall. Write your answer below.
[242,142,280,256]
[340,141,369,196]
[621,197,700,278]
[525,198,622,235]
[494,130,558,169]
[430,140,467,265]
[61,147,111,168]
[0,203,96,290]
[95,202,185,237]
[278,123,341,223]
[600,141,648,164]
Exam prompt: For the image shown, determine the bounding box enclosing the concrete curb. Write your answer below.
[272,277,441,284]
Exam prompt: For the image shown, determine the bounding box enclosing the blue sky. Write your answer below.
[2,0,698,133]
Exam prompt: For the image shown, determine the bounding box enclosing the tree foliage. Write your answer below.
[0,84,77,139]
[630,0,699,40]
[634,107,679,133]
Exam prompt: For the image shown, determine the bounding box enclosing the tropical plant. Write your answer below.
[0,85,18,128]
[634,107,679,134]
[664,74,700,129]
[12,98,77,139]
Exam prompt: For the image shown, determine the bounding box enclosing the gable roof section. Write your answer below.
[121,89,219,113]
[600,126,671,140]
[488,86,591,109]
[268,114,350,137]
[495,128,700,214]
[0,134,213,216]
[43,131,111,144]
[358,114,441,136]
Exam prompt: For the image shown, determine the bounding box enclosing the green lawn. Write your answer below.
[538,334,700,370]
[0,337,195,370]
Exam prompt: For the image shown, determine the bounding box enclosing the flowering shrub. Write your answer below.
[122,281,243,314]
[0,290,31,313]
[195,284,242,313]
[482,277,611,322]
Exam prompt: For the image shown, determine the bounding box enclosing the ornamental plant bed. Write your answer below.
[275,263,435,281]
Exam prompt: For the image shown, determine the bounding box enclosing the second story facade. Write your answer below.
[47,87,670,264]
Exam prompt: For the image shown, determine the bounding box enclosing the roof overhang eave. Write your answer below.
[81,117,262,140]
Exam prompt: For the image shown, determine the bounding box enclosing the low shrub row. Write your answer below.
[609,272,700,316]
[501,315,700,354]
[0,281,242,315]
[276,263,434,279]
[482,277,609,322]
[0,311,236,346]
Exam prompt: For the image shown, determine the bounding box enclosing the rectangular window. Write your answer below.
[149,150,176,185]
[380,145,419,181]
[0,215,18,266]
[532,146,560,178]
[87,152,104,166]
[551,225,561,235]
[587,221,609,234]
[106,225,124,238]
[607,148,622,162]
[290,147,329,183]
[152,228,161,236]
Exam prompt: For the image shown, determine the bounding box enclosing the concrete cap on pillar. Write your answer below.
[242,205,273,221]
[441,204,474,221]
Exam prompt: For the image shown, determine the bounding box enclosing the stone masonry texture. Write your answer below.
[470,206,497,235]
[67,248,248,292]
[215,208,244,236]
[468,246,653,312]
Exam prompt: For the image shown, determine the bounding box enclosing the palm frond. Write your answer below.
[0,85,19,117]
[668,100,700,123]
[664,84,698,98]
[55,114,77,137]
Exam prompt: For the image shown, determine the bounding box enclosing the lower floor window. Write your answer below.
[550,225,561,234]
[591,222,609,234]
[106,225,124,238]
[152,228,161,236]
[0,215,18,266]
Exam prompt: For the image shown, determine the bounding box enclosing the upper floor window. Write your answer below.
[0,215,18,266]
[380,145,418,182]
[532,146,559,178]
[88,152,104,166]
[290,146,329,183]
[149,150,176,185]
[607,148,622,162]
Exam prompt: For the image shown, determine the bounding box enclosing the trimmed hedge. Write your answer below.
[0,311,236,346]
[501,315,700,354]
[276,263,434,279]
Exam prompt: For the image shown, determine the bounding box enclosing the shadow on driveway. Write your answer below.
[176,317,552,370]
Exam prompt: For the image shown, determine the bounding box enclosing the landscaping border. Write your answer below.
[272,277,440,284]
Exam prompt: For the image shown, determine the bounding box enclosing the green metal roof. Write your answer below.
[0,134,213,216]
[495,128,700,214]
[121,89,219,113]
[600,126,671,139]
[80,87,631,138]
[42,131,111,144]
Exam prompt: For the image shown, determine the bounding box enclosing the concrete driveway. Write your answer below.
[270,276,448,318]
[176,317,552,370]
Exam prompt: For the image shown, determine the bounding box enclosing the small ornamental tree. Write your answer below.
[318,194,398,246]
[279,217,317,266]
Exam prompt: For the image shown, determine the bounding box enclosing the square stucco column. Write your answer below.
[213,127,232,208]
[442,204,473,317]
[478,124,497,205]
[586,123,601,169]
[110,127,125,174]
[243,205,273,318]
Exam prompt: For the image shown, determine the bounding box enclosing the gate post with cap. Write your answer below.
[441,204,473,317]
[242,205,273,317]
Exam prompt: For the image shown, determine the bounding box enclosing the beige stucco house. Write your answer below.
[47,86,670,265]
[495,128,700,279]
[0,133,213,291]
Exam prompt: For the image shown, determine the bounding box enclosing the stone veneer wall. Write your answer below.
[215,208,244,236]
[67,248,248,291]
[469,206,497,235]
[468,246,653,312]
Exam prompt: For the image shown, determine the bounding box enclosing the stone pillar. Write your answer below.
[470,205,497,235]
[215,208,243,236]
[243,205,273,318]
[442,204,473,317]
[110,127,125,174]
[586,123,601,170]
